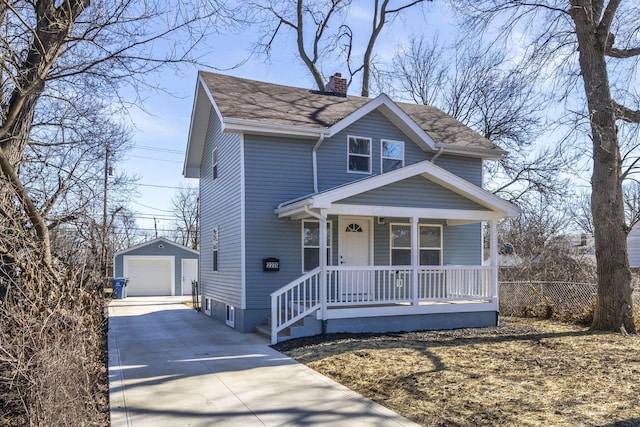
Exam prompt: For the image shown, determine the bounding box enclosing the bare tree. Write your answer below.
[0,0,234,270]
[171,186,200,250]
[499,200,595,283]
[623,182,640,230]
[456,0,640,332]
[381,35,570,204]
[0,2,237,423]
[249,0,430,95]
[567,189,594,235]
[385,35,447,106]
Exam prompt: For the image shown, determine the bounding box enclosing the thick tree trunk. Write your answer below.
[571,3,636,332]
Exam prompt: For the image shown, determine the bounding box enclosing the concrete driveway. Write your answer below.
[109,297,420,426]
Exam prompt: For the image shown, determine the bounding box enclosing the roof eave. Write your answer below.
[438,144,507,160]
[328,94,438,152]
[183,74,221,178]
[113,237,200,257]
[224,118,328,138]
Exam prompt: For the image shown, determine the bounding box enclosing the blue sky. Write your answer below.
[118,2,455,238]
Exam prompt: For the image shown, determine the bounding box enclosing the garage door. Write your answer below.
[124,257,173,296]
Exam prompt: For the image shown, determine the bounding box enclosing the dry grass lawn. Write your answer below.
[273,318,640,427]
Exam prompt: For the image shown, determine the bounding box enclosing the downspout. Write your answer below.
[431,146,444,163]
[312,133,325,193]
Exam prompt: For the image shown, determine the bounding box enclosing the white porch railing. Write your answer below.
[327,265,493,305]
[270,267,322,344]
[270,265,493,344]
[326,266,413,305]
[419,266,493,300]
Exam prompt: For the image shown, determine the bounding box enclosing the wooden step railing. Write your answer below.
[270,267,322,344]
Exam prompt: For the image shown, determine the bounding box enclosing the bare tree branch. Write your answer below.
[598,0,621,35]
[615,101,640,123]
[606,46,640,58]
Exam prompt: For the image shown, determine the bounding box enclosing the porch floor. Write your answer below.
[294,298,493,310]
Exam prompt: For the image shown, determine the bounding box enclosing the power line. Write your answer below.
[135,215,178,221]
[131,200,175,212]
[133,145,184,154]
[138,183,191,190]
[122,227,183,233]
[128,154,183,164]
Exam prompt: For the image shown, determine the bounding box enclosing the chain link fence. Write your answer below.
[499,281,640,325]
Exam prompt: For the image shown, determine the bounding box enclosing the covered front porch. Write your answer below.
[269,161,519,343]
[270,264,497,343]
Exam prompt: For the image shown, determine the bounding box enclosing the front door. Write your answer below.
[338,217,371,266]
[181,258,198,296]
[338,217,371,301]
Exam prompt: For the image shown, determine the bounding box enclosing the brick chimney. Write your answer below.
[324,72,347,97]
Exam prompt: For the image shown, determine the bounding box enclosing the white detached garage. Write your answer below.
[113,238,199,296]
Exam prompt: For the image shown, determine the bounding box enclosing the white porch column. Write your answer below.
[319,211,328,320]
[489,219,499,302]
[411,216,419,305]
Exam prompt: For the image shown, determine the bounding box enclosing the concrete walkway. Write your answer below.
[109,297,420,426]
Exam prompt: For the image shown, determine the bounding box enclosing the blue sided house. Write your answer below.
[183,72,520,343]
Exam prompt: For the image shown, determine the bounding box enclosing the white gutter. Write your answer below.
[223,117,325,138]
[312,133,325,193]
[436,144,506,160]
[430,147,444,163]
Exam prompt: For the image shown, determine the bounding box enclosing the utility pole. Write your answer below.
[154,217,158,239]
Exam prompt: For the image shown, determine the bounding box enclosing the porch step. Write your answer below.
[254,323,274,340]
[254,314,322,343]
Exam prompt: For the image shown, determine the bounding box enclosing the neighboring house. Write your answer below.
[629,226,640,268]
[113,237,199,296]
[552,233,595,256]
[183,72,520,343]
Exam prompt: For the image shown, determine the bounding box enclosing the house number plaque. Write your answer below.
[263,258,280,272]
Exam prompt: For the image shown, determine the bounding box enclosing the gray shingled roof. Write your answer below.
[200,71,500,152]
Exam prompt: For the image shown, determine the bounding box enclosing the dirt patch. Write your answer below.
[274,318,640,427]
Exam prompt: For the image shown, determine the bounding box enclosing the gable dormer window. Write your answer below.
[347,136,371,174]
[382,140,404,172]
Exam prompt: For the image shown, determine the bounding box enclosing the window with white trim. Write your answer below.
[381,140,404,172]
[302,220,332,271]
[212,227,219,271]
[420,225,442,265]
[390,224,411,265]
[212,148,219,180]
[347,136,371,174]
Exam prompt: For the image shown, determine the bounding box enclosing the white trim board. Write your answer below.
[114,237,199,257]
